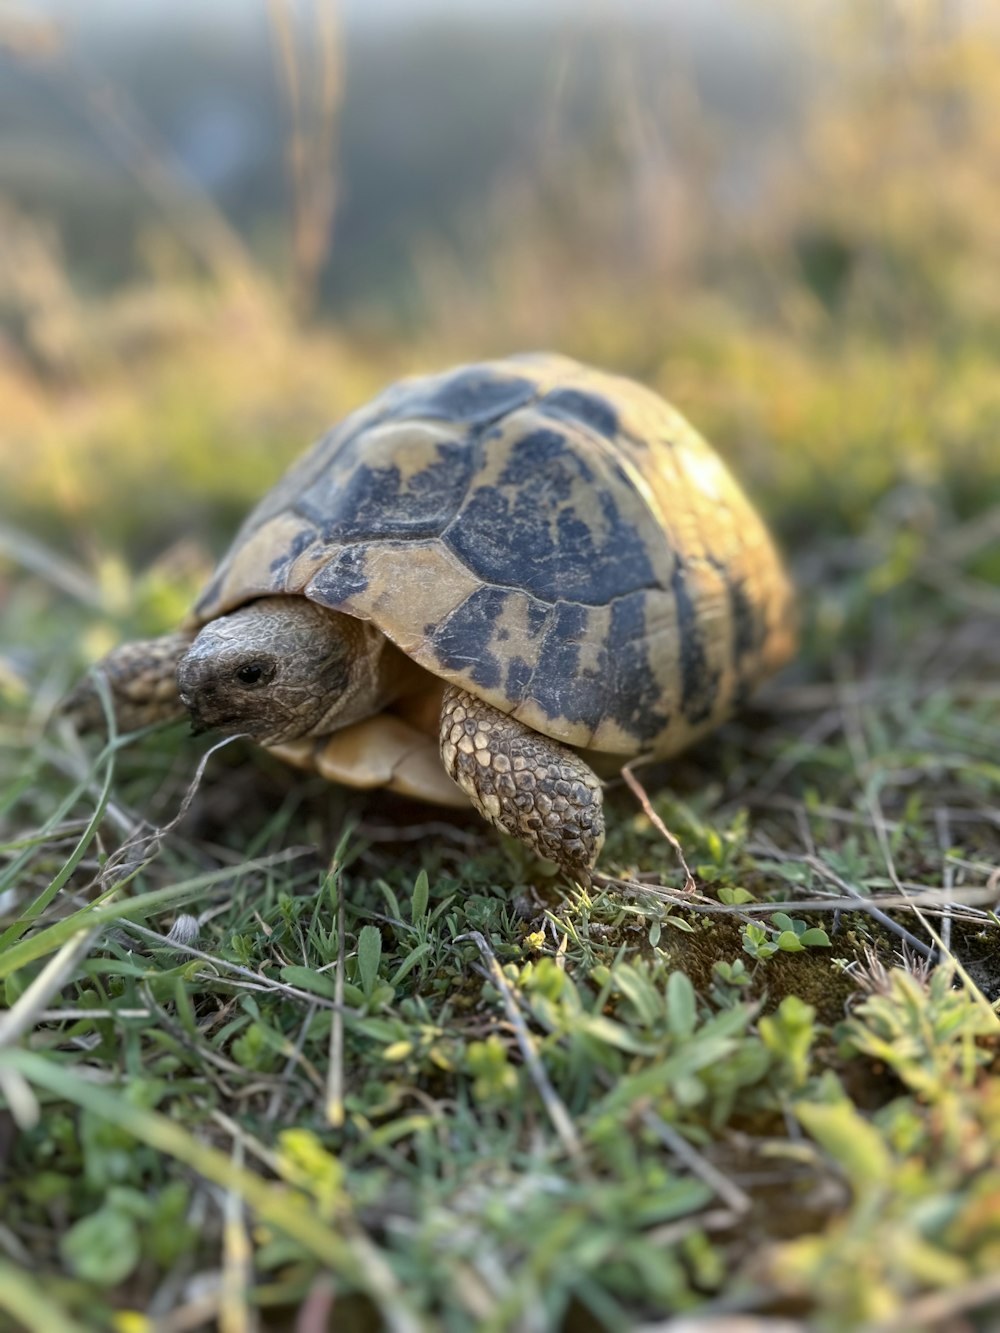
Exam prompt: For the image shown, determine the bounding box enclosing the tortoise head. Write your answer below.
[177,597,394,745]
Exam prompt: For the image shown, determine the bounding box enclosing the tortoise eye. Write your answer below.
[235,661,273,687]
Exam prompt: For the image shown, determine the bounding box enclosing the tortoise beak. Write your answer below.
[179,685,212,736]
[184,700,211,737]
[178,661,220,735]
[183,694,226,736]
[182,688,244,738]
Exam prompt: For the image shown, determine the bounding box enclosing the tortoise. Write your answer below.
[65,354,796,876]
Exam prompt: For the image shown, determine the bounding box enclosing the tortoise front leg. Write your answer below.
[62,632,194,734]
[439,684,605,877]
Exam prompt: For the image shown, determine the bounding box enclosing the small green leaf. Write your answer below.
[369,982,396,1009]
[759,995,816,1088]
[377,880,402,921]
[390,942,433,987]
[4,972,27,1006]
[280,966,337,998]
[231,1021,281,1072]
[411,869,429,922]
[172,978,198,1038]
[742,923,778,959]
[795,1100,893,1197]
[613,963,663,1028]
[776,931,805,952]
[575,1013,662,1055]
[356,925,382,998]
[666,970,697,1039]
[664,915,697,933]
[799,928,832,948]
[718,886,755,905]
[147,1182,195,1267]
[60,1207,140,1286]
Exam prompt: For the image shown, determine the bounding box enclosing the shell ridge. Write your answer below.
[438,408,667,609]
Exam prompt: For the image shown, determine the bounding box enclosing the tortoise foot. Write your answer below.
[439,684,605,877]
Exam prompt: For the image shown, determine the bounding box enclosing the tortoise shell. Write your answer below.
[191,354,796,767]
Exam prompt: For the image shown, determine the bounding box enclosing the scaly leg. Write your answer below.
[439,684,605,876]
[62,633,194,734]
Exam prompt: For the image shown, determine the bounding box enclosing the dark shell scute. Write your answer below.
[445,434,656,606]
[195,570,227,619]
[606,591,669,740]
[306,545,372,604]
[497,428,594,491]
[268,526,317,581]
[728,574,761,665]
[672,564,720,724]
[505,654,533,700]
[297,441,475,544]
[523,595,666,743]
[526,601,549,636]
[530,603,606,730]
[428,586,507,691]
[395,366,537,426]
[541,387,620,440]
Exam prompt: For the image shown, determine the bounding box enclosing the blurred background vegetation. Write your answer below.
[2,0,999,590]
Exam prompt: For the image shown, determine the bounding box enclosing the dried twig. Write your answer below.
[120,917,351,1014]
[621,758,697,893]
[935,806,954,956]
[644,1111,752,1215]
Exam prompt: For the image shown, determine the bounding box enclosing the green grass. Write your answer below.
[2,490,999,1329]
[3,303,1000,1328]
